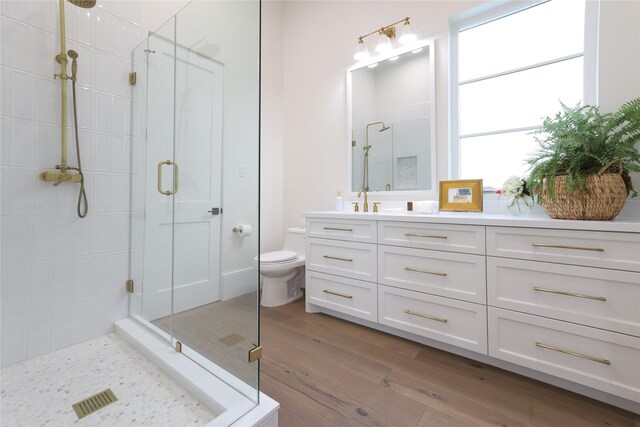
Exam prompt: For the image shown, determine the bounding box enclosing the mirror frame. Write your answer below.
[346,38,437,197]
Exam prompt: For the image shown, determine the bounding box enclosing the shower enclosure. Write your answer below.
[127,1,262,423]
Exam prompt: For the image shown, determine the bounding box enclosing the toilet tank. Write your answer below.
[283,227,306,257]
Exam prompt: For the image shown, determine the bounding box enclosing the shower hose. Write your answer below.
[69,78,88,218]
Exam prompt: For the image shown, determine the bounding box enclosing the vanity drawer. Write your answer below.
[488,308,640,403]
[379,245,486,304]
[306,218,376,243]
[306,271,377,322]
[306,237,376,282]
[486,227,640,272]
[487,258,640,337]
[378,285,487,354]
[378,221,485,255]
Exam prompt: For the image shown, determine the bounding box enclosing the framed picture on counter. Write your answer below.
[439,179,483,212]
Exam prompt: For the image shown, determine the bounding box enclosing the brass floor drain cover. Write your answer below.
[72,388,118,419]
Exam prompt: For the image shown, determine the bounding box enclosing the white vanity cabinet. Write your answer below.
[378,245,486,303]
[378,221,485,254]
[486,226,640,403]
[486,226,640,272]
[305,218,378,321]
[377,222,488,353]
[378,285,488,353]
[304,212,640,411]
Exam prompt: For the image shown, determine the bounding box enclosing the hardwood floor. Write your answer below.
[260,298,640,427]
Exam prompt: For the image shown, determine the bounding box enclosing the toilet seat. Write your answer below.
[259,250,298,264]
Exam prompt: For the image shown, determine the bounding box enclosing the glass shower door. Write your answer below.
[129,0,261,415]
[129,18,176,326]
[169,0,260,401]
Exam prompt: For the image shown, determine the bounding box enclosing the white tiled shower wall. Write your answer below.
[0,1,147,366]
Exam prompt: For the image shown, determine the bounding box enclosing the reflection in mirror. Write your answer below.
[349,40,436,193]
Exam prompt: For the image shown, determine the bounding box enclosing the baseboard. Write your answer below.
[222,267,258,301]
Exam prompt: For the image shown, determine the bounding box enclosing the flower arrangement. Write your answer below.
[496,176,535,215]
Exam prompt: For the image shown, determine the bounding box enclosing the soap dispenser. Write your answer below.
[335,191,344,211]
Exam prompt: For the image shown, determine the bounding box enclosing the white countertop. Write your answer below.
[304,211,640,233]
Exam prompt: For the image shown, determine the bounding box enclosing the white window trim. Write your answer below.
[448,0,600,185]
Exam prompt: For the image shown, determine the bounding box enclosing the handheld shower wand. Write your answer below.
[67,49,88,217]
[68,49,78,80]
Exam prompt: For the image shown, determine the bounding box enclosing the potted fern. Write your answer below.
[527,97,640,220]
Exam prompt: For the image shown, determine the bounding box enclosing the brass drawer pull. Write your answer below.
[323,290,353,299]
[535,342,611,365]
[323,255,353,262]
[323,227,353,232]
[532,243,604,252]
[405,233,447,239]
[533,287,607,302]
[404,309,448,323]
[405,267,447,277]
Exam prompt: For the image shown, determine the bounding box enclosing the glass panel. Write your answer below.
[459,0,585,81]
[172,0,260,409]
[459,56,583,136]
[460,130,538,189]
[129,39,148,320]
[132,17,176,328]
[129,2,260,421]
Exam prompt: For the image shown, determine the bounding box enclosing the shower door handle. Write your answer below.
[157,160,179,196]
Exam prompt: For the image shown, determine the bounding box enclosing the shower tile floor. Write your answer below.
[0,332,216,426]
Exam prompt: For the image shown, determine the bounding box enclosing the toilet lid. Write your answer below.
[260,250,298,263]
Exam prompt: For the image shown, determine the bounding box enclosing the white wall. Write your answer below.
[598,0,640,194]
[265,0,640,239]
[260,1,285,254]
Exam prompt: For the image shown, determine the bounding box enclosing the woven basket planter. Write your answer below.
[541,173,627,220]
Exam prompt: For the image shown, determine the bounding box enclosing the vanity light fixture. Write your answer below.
[388,56,400,61]
[354,38,370,61]
[398,19,417,45]
[353,17,415,61]
[375,33,392,53]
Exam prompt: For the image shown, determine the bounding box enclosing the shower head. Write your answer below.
[67,0,96,8]
[379,124,391,132]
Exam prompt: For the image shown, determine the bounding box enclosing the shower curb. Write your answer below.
[115,318,279,427]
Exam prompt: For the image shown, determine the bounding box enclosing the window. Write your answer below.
[449,0,597,189]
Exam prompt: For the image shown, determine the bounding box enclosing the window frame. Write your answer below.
[448,0,599,189]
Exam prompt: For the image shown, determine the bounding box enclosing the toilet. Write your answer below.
[256,227,306,307]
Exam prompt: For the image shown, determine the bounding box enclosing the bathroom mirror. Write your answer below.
[348,39,436,194]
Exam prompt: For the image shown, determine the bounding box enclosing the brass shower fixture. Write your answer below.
[42,0,91,179]
[39,0,93,218]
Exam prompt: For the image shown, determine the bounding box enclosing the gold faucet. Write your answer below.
[358,188,369,212]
